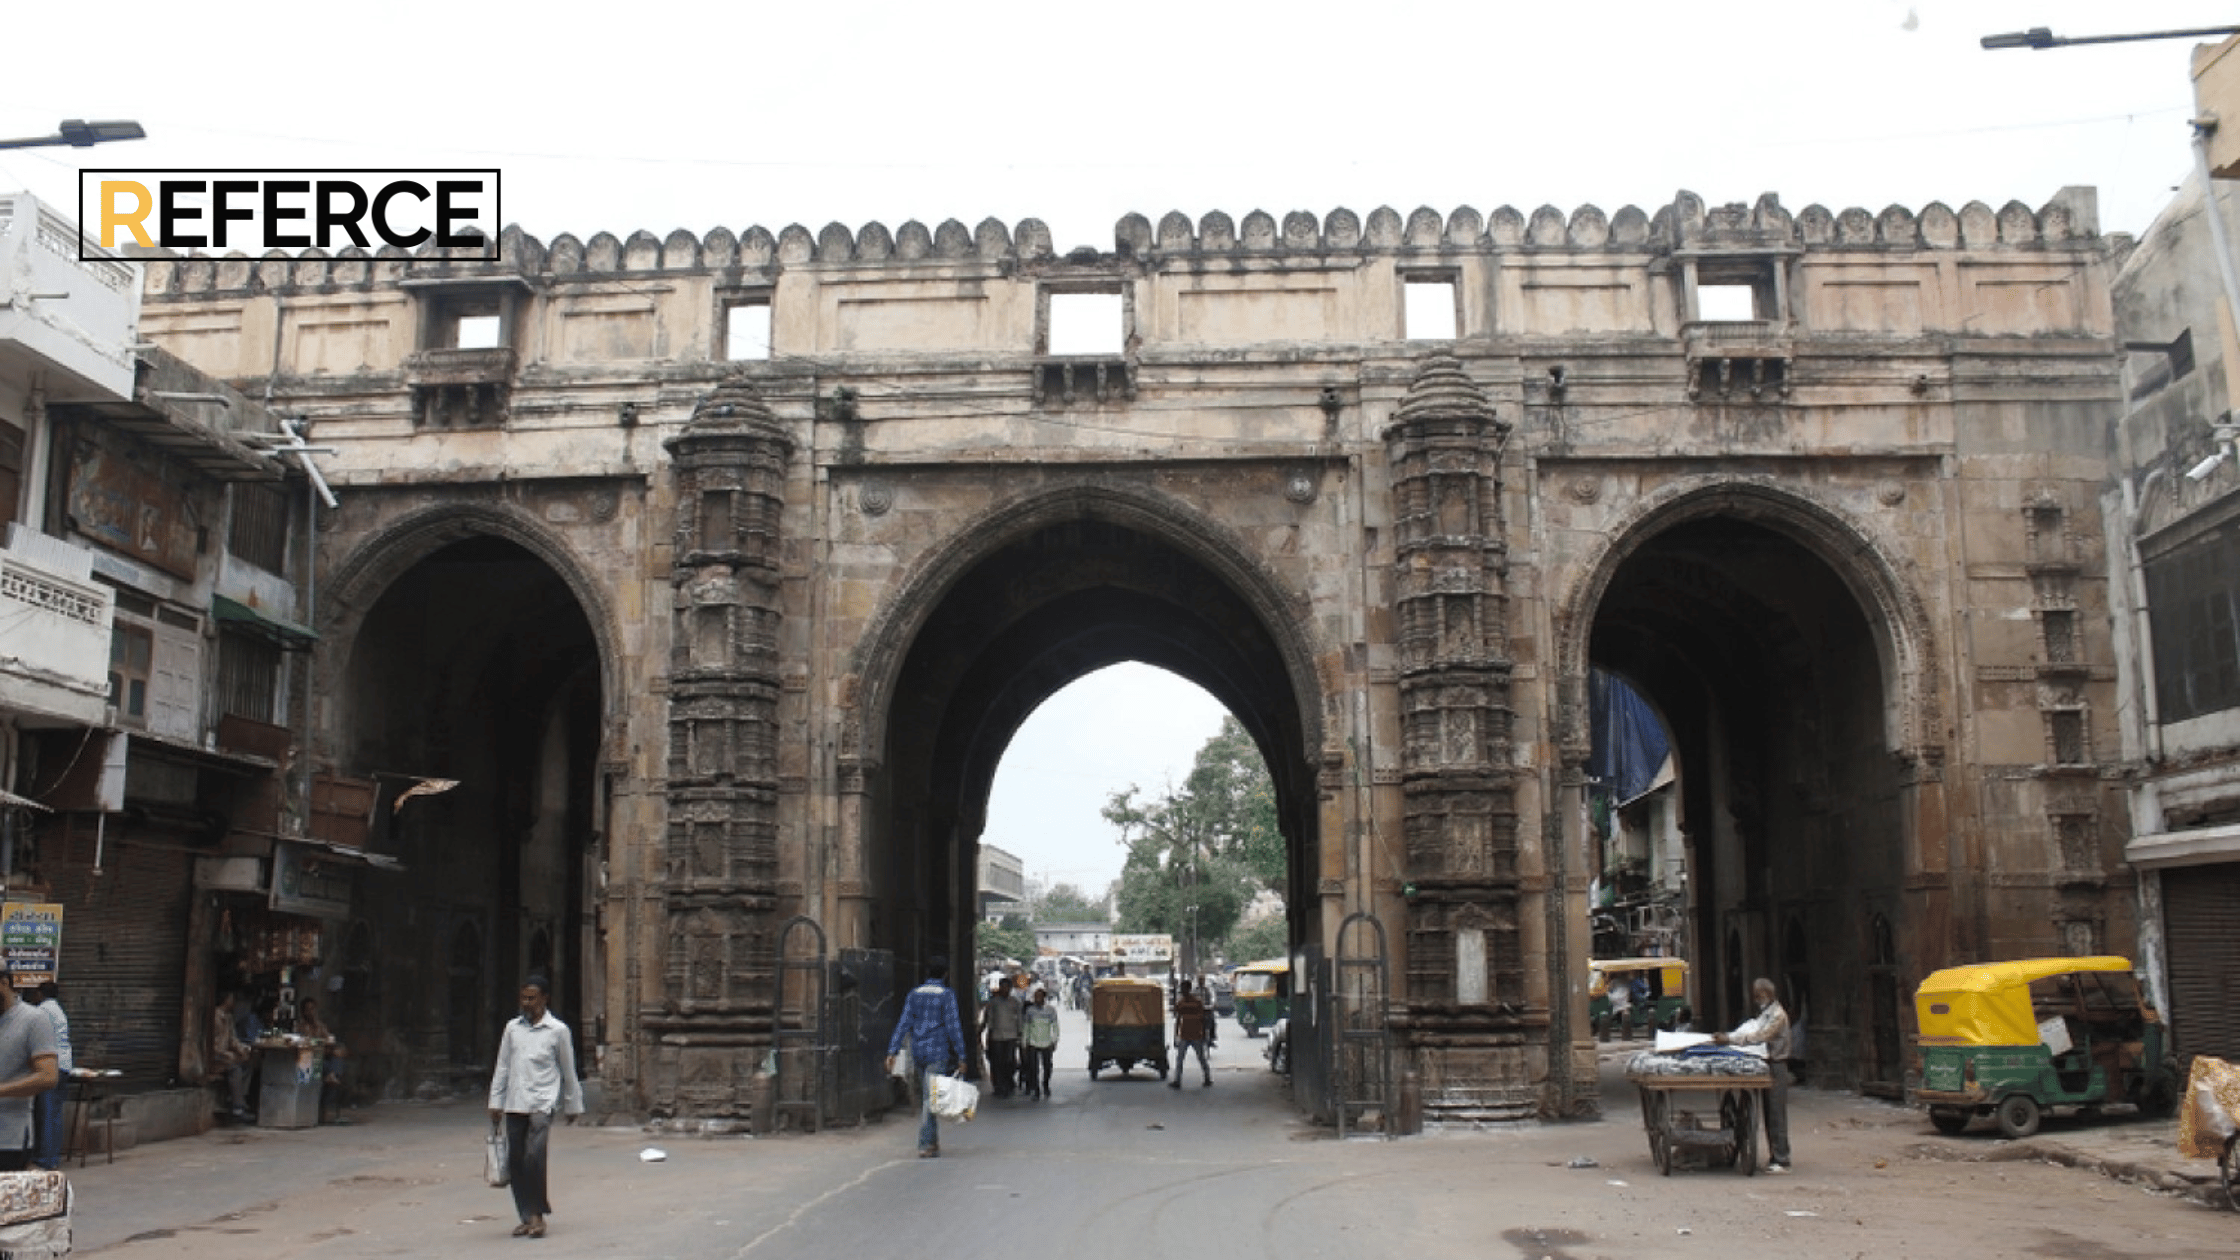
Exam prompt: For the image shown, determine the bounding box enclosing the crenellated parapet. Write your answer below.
[134,189,2104,299]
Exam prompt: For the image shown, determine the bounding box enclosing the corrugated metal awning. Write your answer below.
[211,594,318,649]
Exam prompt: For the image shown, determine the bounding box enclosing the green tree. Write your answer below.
[1105,715,1287,972]
[1033,881,1108,924]
[1225,915,1288,965]
[975,914,1036,966]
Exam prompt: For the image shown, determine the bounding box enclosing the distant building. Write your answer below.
[978,844,1025,920]
[1033,923,1110,957]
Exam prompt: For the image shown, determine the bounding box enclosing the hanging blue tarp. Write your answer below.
[1589,668,1669,803]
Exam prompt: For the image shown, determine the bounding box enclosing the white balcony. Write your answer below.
[0,193,141,404]
[0,524,113,726]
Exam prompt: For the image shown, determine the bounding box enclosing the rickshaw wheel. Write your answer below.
[1928,1106,1970,1136]
[1089,1065,1100,1081]
[1995,1094,2041,1139]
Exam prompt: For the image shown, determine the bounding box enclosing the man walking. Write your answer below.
[24,984,69,1169]
[1714,977,1794,1174]
[886,956,967,1158]
[0,965,58,1170]
[487,975,584,1238]
[1169,980,1213,1089]
[1021,987,1059,1099]
[980,976,1023,1100]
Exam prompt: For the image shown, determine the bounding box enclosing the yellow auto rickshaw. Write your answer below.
[1087,977,1170,1080]
[1913,955,2175,1138]
[1589,958,1690,1040]
[1231,958,1289,1038]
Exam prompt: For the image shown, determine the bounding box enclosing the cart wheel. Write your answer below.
[1995,1094,2041,1139]
[2220,1134,2238,1211]
[1654,1128,1672,1177]
[1928,1106,1970,1136]
[1730,1092,1758,1177]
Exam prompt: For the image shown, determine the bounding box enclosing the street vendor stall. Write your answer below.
[1626,1043,1770,1176]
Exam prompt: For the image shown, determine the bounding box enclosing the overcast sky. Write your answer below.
[5,0,2232,896]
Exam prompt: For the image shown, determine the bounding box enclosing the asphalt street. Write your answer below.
[62,1006,2240,1259]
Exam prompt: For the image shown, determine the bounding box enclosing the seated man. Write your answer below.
[296,998,348,1122]
[210,992,254,1122]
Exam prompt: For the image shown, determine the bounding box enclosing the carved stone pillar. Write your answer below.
[646,376,791,1119]
[1382,355,1531,1119]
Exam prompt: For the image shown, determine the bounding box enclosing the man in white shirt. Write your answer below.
[1714,977,1794,1174]
[487,975,584,1238]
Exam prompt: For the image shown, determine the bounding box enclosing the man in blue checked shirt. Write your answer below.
[886,955,967,1158]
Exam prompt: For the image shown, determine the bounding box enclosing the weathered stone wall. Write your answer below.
[133,186,2131,1122]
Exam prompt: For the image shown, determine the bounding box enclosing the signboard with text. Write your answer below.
[0,903,63,987]
[1111,934,1173,965]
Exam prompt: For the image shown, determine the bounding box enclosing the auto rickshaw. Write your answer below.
[1913,955,2176,1139]
[1231,958,1289,1038]
[1087,976,1169,1080]
[1589,958,1690,1039]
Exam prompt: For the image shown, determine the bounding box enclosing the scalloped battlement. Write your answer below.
[135,189,2102,299]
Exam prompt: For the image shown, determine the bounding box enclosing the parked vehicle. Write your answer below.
[1086,977,1169,1080]
[1232,958,1290,1038]
[1589,958,1690,1039]
[1912,955,2175,1139]
[1265,1015,1290,1075]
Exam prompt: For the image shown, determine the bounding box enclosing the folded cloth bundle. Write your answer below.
[0,1171,70,1260]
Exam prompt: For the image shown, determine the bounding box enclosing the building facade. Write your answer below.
[133,187,2133,1123]
[2,192,350,1142]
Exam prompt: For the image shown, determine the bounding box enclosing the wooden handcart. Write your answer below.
[1626,1050,1770,1177]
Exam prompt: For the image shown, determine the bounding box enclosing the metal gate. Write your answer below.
[830,947,896,1123]
[1331,912,1393,1138]
[2165,863,2240,1064]
[771,916,827,1133]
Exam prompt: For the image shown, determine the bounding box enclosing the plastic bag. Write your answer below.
[486,1122,510,1188]
[929,1073,978,1121]
[890,1041,913,1081]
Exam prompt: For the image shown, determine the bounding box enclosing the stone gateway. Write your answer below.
[135,188,2130,1125]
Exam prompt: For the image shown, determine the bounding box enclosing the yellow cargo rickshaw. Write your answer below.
[1087,977,1170,1080]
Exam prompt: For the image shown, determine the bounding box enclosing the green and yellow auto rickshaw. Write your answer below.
[1913,955,2176,1139]
[1588,958,1690,1040]
[1087,977,1169,1080]
[1231,958,1289,1038]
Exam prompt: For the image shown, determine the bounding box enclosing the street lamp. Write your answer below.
[0,120,146,151]
[1981,25,2240,51]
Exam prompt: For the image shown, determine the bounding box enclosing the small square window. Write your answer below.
[453,314,502,349]
[1404,278,1458,341]
[1048,292,1124,356]
[1697,284,1757,322]
[724,300,772,362]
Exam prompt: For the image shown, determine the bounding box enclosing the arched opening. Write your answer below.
[858,509,1322,1104]
[1590,513,1908,1088]
[339,534,602,1096]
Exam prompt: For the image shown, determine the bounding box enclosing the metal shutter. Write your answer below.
[49,835,192,1091]
[2165,862,2240,1065]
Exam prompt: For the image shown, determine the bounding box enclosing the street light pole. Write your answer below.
[1981,25,2240,51]
[0,120,147,151]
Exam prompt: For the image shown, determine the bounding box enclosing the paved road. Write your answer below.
[65,1008,2240,1259]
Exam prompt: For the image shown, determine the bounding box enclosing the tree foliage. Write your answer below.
[975,914,1036,965]
[1106,715,1287,968]
[1033,881,1108,924]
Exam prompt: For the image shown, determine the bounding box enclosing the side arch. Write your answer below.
[842,480,1331,769]
[1552,476,1943,761]
[320,502,629,736]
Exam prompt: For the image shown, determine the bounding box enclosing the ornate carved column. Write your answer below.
[647,376,792,1119]
[1382,355,1531,1119]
